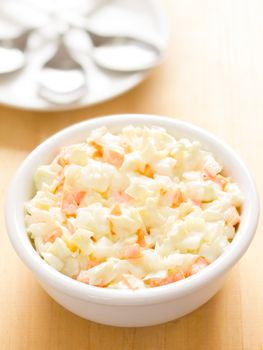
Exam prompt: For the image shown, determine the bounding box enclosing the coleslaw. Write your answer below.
[25,126,243,289]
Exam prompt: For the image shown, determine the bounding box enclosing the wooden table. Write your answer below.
[0,0,262,349]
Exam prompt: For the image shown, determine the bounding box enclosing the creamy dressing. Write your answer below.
[25,126,243,289]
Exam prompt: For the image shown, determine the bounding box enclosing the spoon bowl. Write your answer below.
[91,37,162,72]
[87,29,163,72]
[0,47,25,74]
[38,35,86,104]
[0,28,33,74]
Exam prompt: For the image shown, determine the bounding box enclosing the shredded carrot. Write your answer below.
[61,192,78,216]
[122,244,141,259]
[148,270,185,287]
[90,141,103,158]
[111,203,122,216]
[192,199,202,207]
[74,191,86,206]
[143,164,154,178]
[136,229,147,247]
[45,227,62,243]
[185,257,209,277]
[86,259,100,269]
[104,148,124,168]
[171,189,183,208]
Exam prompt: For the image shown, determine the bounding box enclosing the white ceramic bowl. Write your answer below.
[5,114,259,327]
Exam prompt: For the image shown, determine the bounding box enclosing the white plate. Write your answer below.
[0,0,168,111]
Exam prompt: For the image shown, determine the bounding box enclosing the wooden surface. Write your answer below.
[0,0,263,349]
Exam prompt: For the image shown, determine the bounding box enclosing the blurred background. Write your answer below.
[0,0,168,108]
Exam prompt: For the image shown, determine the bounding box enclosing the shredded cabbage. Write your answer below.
[25,126,243,289]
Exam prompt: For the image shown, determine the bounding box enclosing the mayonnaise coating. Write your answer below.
[25,126,243,289]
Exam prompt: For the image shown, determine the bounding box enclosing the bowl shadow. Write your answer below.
[9,268,243,350]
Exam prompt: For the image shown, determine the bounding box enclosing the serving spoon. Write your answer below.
[38,34,86,104]
[67,14,163,72]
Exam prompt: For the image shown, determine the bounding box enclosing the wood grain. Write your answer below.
[0,0,262,349]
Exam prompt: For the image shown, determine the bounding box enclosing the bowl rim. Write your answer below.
[5,114,260,305]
